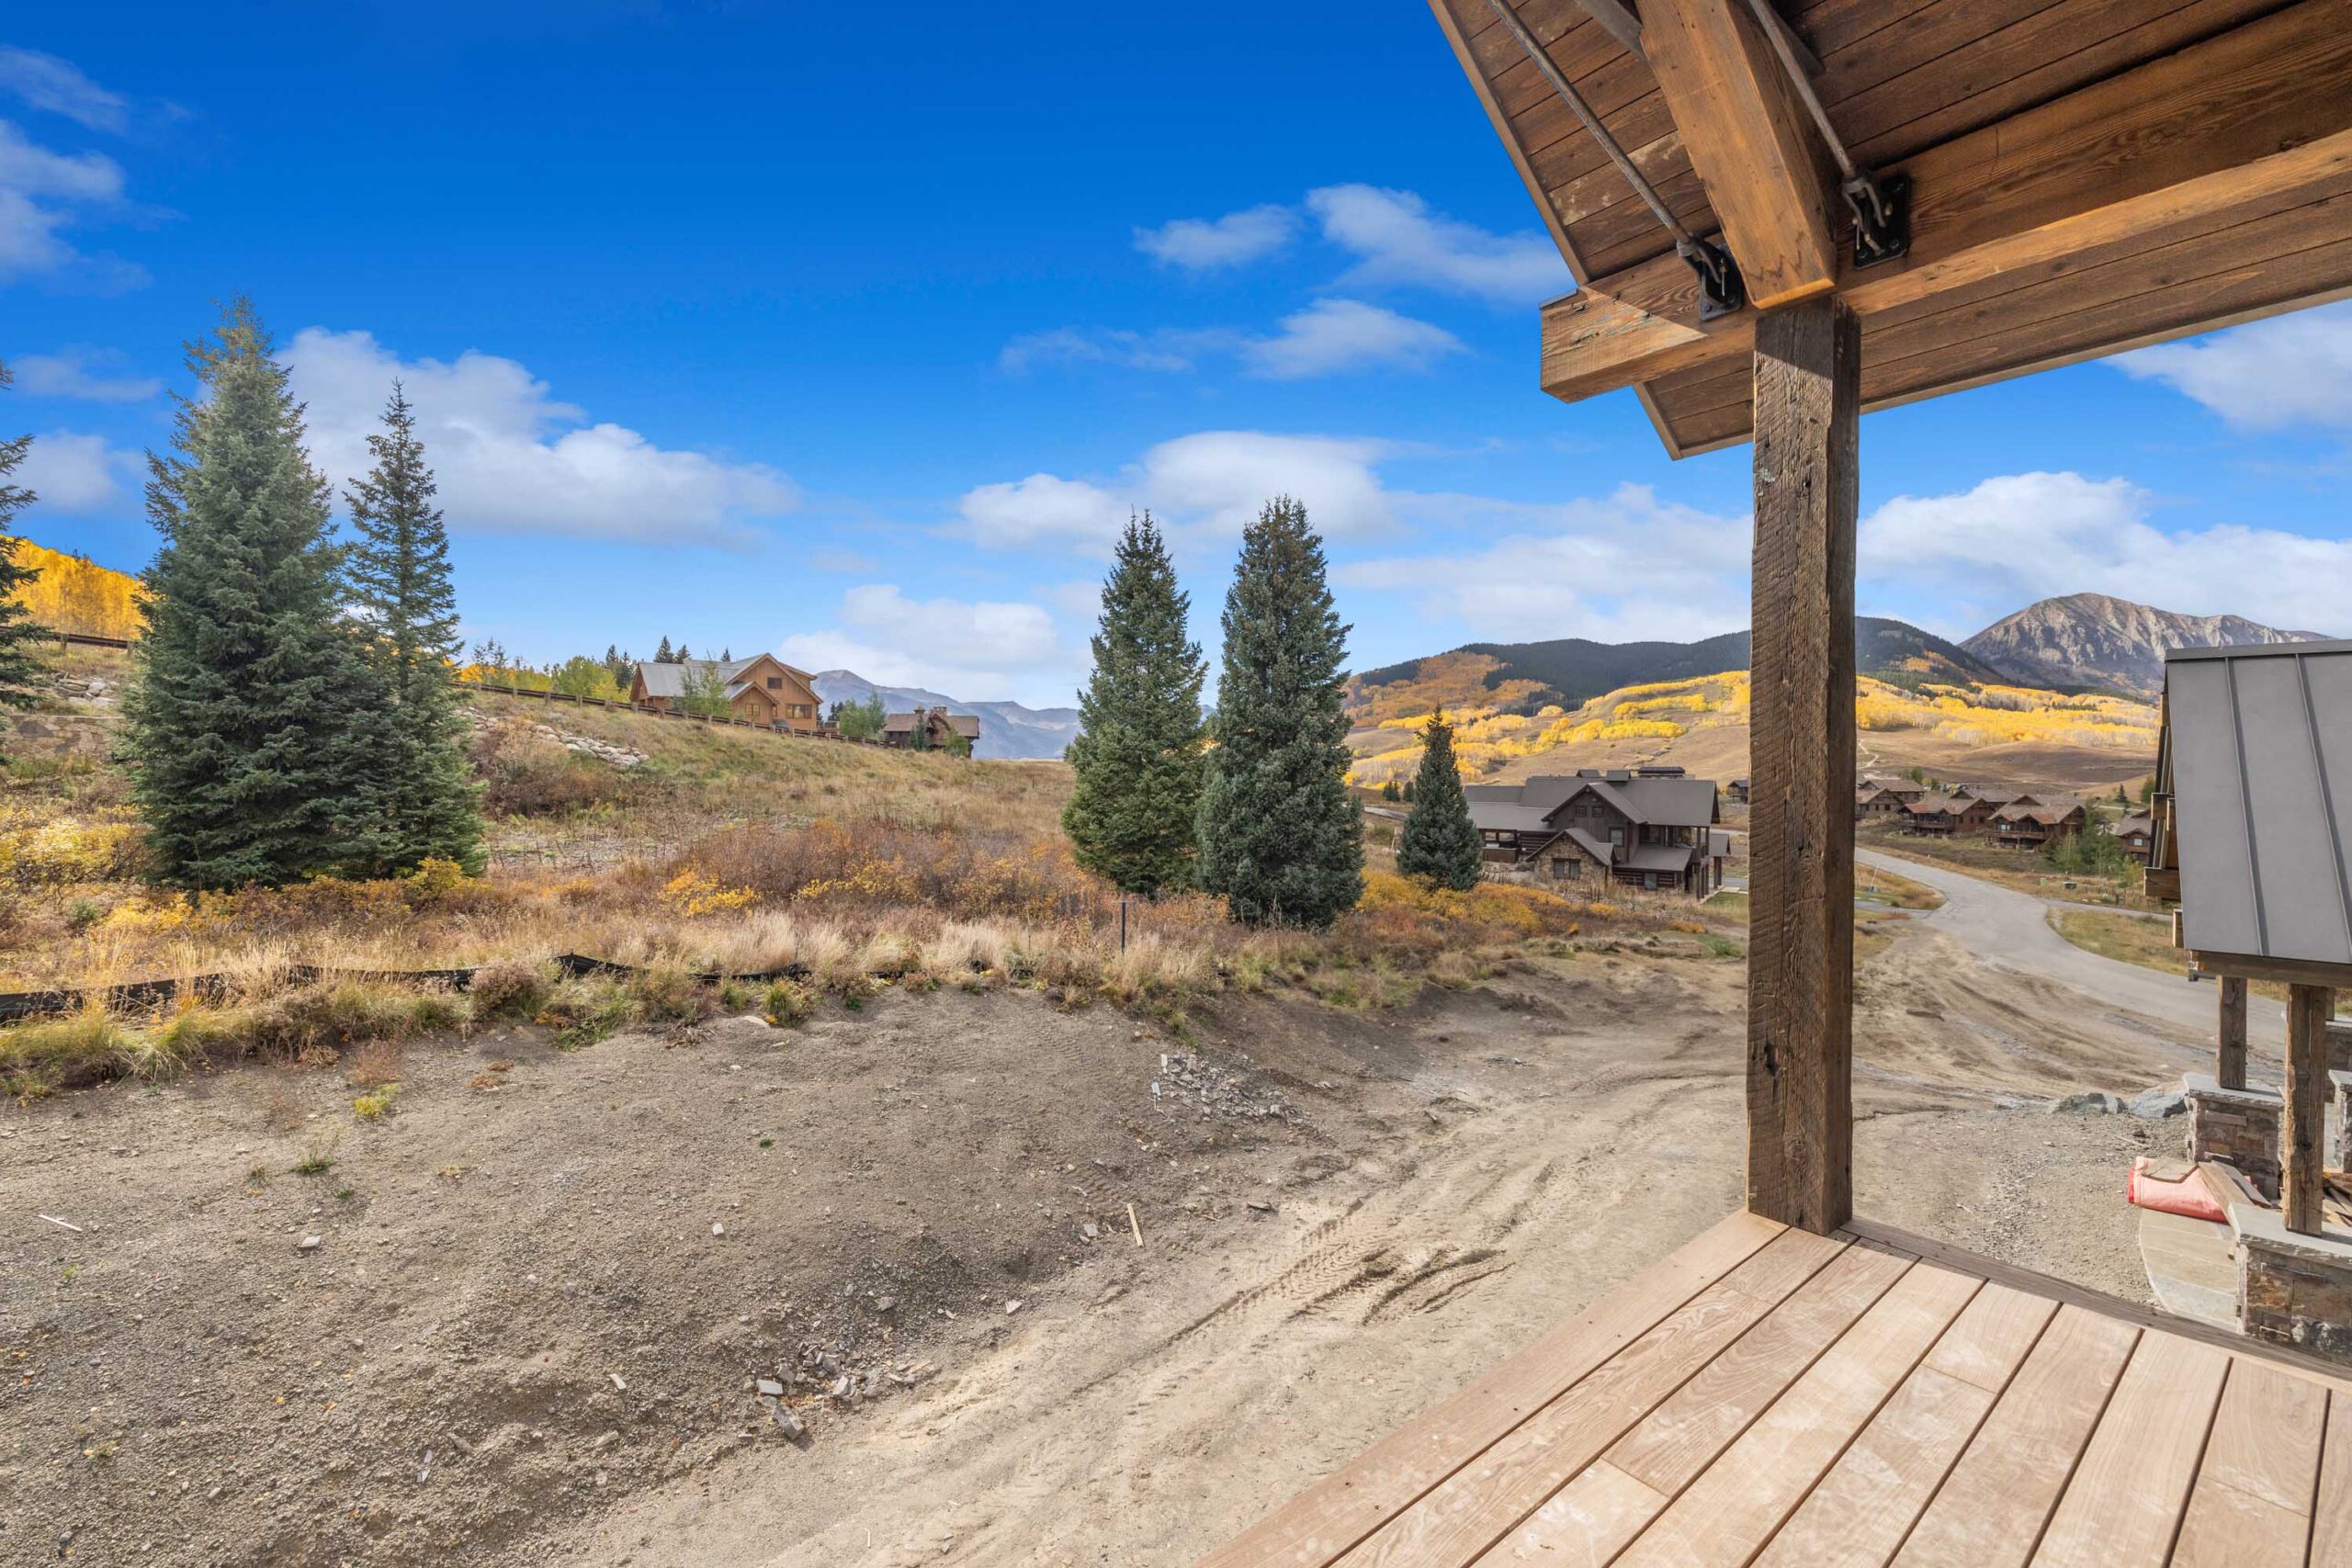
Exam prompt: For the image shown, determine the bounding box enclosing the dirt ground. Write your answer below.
[2,911,2207,1567]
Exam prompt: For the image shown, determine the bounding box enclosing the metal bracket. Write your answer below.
[1844,171,1911,268]
[1679,236,1747,320]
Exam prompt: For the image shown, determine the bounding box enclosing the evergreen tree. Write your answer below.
[1396,708,1483,890]
[656,635,673,662]
[720,646,732,662]
[122,300,390,888]
[345,383,482,873]
[0,360,47,754]
[676,642,691,661]
[1062,513,1207,896]
[1194,496,1362,928]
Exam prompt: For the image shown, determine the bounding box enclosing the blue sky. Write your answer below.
[7,4,2350,706]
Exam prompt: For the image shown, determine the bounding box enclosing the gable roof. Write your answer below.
[1466,773,1722,836]
[633,654,814,701]
[884,709,982,739]
[2161,639,2352,970]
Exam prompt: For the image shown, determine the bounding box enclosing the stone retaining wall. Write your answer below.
[2184,1072,2282,1198]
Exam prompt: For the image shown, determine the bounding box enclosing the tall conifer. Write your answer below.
[122,301,389,888]
[1063,513,1206,896]
[0,360,46,752]
[345,383,482,872]
[1194,496,1362,927]
[1396,709,1483,889]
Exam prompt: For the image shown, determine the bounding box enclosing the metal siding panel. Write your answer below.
[2236,655,2352,964]
[2300,649,2352,961]
[2168,660,2263,958]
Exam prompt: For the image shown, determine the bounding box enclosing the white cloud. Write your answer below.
[0,118,143,288]
[0,49,128,133]
[2115,300,2352,430]
[1307,184,1567,306]
[14,429,138,513]
[777,584,1078,704]
[1340,485,1752,642]
[1858,471,2352,635]
[949,430,1397,558]
[11,347,160,401]
[1239,299,1464,379]
[998,325,1212,376]
[283,327,797,543]
[1133,203,1298,270]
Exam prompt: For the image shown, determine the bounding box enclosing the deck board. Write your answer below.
[1201,1209,2349,1568]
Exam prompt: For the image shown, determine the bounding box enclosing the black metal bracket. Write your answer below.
[1679,236,1747,321]
[1846,171,1911,268]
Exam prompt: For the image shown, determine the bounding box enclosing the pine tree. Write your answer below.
[122,300,391,889]
[1195,496,1363,927]
[656,635,673,662]
[345,383,482,873]
[1396,708,1483,890]
[0,359,48,754]
[1062,513,1207,897]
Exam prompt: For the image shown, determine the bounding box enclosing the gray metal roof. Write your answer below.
[2163,640,2352,970]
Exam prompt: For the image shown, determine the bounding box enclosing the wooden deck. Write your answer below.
[1199,1210,2352,1567]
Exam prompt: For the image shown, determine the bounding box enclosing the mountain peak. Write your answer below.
[1960,594,2333,698]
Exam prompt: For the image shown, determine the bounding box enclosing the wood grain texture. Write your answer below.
[1636,0,1838,309]
[2169,1359,2327,1566]
[2285,983,2335,1234]
[2028,1330,2230,1568]
[1192,1208,1783,1568]
[1892,1305,2139,1568]
[1745,297,1858,1235]
[2313,1392,2352,1565]
[2219,973,2249,1089]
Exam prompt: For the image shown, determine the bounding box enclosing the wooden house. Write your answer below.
[1989,797,2086,850]
[1464,771,1728,896]
[1724,776,1749,804]
[1211,4,2352,1558]
[628,654,821,731]
[882,705,981,753]
[1853,777,1923,818]
[2107,812,2156,865]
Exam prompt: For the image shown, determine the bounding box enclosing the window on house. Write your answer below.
[767,676,781,689]
[1610,827,1624,845]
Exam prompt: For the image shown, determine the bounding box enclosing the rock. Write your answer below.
[1080,1223,1100,1241]
[2129,1088,2188,1120]
[872,1295,896,1314]
[1004,1299,1023,1315]
[297,1235,322,1252]
[712,1223,726,1237]
[1247,1201,1276,1213]
[763,1395,807,1439]
[2046,1090,2125,1116]
[593,1430,619,1450]
[755,1378,784,1397]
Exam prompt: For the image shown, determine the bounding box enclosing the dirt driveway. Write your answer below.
[4,914,2199,1567]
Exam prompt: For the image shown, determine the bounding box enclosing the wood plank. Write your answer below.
[1193,1208,1784,1568]
[2169,1359,2328,1567]
[1751,1283,2061,1568]
[2286,983,2335,1234]
[1634,0,1837,308]
[1469,1457,1665,1567]
[1607,1239,1910,1495]
[1612,1263,1984,1566]
[1428,0,1589,276]
[1892,1304,2140,1568]
[1536,0,2352,407]
[2027,1330,2230,1567]
[2219,973,2249,1089]
[1331,1226,1851,1566]
[1745,297,1858,1235]
[2313,1392,2352,1565]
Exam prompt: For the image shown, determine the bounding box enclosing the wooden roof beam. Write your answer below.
[1541,0,2352,407]
[1638,0,1838,310]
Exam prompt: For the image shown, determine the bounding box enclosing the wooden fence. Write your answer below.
[458,679,882,744]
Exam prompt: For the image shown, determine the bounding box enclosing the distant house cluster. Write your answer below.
[629,653,822,730]
[882,705,981,751]
[1871,777,2091,851]
[1464,767,1731,897]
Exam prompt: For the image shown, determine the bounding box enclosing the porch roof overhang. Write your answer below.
[1431,0,2352,456]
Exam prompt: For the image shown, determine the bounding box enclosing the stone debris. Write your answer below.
[530,722,646,770]
[2045,1090,2125,1115]
[297,1235,322,1252]
[1155,1051,1295,1122]
[754,1378,784,1397]
[2128,1087,2188,1120]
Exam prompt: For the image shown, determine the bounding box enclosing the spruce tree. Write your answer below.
[1396,708,1483,890]
[1195,496,1363,927]
[656,635,673,662]
[1062,513,1207,897]
[0,360,47,753]
[122,301,390,889]
[345,383,482,873]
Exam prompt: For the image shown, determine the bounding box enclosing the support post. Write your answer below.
[2218,974,2248,1090]
[2284,983,2335,1235]
[1746,296,1859,1235]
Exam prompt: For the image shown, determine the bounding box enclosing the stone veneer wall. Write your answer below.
[2235,1203,2352,1364]
[2185,1072,2283,1198]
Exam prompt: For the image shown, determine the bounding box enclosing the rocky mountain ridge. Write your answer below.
[1960,592,2332,698]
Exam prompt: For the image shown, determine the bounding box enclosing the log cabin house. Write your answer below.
[1464,771,1730,895]
[1210,5,2352,1560]
[1853,775,1924,818]
[1989,796,2087,850]
[629,654,822,731]
[882,705,981,752]
[2107,812,2156,865]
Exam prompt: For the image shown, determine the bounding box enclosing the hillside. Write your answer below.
[6,538,142,640]
[1351,615,2007,721]
[1962,592,2333,697]
[809,669,1079,761]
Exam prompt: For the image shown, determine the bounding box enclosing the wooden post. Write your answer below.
[2283,982,2335,1234]
[1746,296,1859,1235]
[2217,974,2248,1090]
